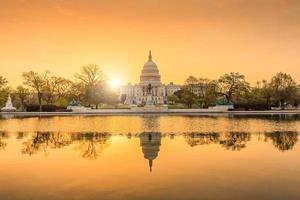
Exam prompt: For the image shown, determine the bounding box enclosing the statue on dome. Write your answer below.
[148,50,152,61]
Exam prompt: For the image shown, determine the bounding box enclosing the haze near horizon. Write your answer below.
[1,0,300,86]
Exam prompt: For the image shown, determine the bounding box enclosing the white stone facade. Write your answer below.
[120,51,181,105]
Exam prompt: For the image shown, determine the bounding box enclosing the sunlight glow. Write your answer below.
[108,79,121,88]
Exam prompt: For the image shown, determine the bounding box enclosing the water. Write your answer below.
[0,115,299,200]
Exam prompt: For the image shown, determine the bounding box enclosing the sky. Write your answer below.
[0,0,300,86]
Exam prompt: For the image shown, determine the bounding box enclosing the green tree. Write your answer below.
[0,76,8,89]
[270,72,298,108]
[0,76,10,107]
[260,80,273,106]
[264,131,298,151]
[167,94,179,105]
[198,79,218,108]
[216,72,250,104]
[294,90,300,107]
[185,76,199,94]
[244,80,274,110]
[179,76,199,108]
[173,89,197,108]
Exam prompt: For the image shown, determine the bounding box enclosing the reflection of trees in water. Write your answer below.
[73,132,111,160]
[0,132,8,151]
[22,132,111,159]
[184,132,250,151]
[16,132,27,140]
[22,132,72,155]
[230,114,300,122]
[13,131,300,158]
[185,132,219,147]
[219,132,251,151]
[264,131,298,151]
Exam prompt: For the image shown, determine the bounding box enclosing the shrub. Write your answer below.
[26,104,65,112]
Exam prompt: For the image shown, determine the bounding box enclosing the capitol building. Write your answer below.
[120,51,181,105]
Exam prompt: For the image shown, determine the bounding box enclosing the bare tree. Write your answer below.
[16,86,30,111]
[74,64,105,108]
[0,76,8,89]
[22,71,48,111]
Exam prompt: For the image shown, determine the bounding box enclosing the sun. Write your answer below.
[108,79,121,88]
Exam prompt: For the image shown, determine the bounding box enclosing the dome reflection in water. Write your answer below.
[139,132,162,172]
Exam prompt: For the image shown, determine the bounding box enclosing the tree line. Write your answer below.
[169,72,300,109]
[0,64,119,111]
[0,67,299,111]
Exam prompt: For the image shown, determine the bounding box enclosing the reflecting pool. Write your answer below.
[0,115,299,200]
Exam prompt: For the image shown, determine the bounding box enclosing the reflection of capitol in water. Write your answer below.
[139,132,162,172]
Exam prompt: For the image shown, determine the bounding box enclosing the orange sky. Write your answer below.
[0,0,299,86]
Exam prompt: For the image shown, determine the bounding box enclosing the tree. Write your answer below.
[198,79,218,108]
[74,64,104,87]
[15,86,30,111]
[270,72,297,108]
[185,132,219,147]
[74,132,111,160]
[22,71,47,111]
[0,76,8,89]
[22,132,72,156]
[294,90,300,107]
[167,94,179,105]
[0,76,10,107]
[264,131,298,151]
[181,76,218,108]
[42,75,73,105]
[55,77,73,100]
[54,77,73,107]
[185,76,199,94]
[69,82,86,102]
[173,89,197,108]
[43,75,56,105]
[74,64,105,108]
[178,76,200,108]
[220,132,250,151]
[260,80,273,106]
[216,72,250,104]
[244,80,274,110]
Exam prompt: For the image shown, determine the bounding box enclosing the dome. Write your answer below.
[140,51,161,86]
